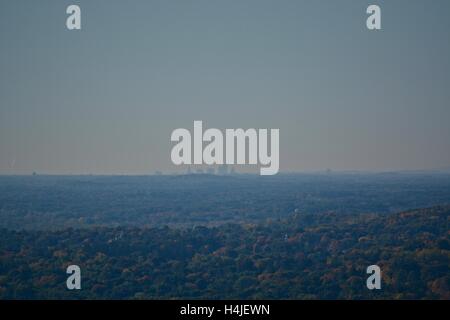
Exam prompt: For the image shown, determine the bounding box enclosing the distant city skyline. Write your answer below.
[1,0,450,175]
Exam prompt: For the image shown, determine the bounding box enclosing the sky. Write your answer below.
[1,0,450,174]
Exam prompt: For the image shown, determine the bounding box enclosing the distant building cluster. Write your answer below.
[186,164,236,175]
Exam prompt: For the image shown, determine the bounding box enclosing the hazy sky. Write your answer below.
[1,0,450,174]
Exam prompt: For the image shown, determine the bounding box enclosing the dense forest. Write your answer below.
[1,205,448,299]
[1,173,450,229]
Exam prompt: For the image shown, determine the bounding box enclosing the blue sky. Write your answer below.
[1,0,449,174]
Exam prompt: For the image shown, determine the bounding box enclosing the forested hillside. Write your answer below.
[1,206,448,299]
